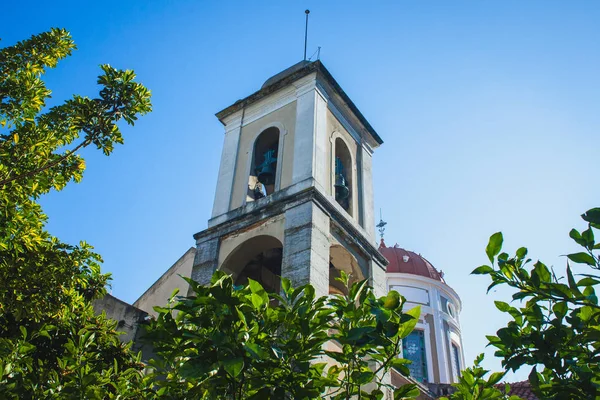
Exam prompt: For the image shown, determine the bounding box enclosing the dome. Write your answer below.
[379,240,445,283]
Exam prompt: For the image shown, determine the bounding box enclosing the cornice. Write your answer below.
[195,183,387,267]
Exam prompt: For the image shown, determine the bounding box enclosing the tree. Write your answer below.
[447,208,600,399]
[0,28,423,400]
[143,271,421,400]
[0,28,152,398]
[440,354,520,400]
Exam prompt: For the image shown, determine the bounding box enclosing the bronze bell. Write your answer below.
[256,149,277,186]
[334,157,350,201]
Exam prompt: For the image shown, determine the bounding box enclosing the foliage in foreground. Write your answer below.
[440,354,520,400]
[446,208,600,399]
[0,28,152,398]
[0,27,422,400]
[144,271,421,400]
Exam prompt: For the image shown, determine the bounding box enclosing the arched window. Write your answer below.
[333,138,352,214]
[402,330,428,383]
[329,245,363,295]
[248,127,280,202]
[220,235,282,294]
[451,342,461,381]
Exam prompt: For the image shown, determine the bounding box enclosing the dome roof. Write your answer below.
[379,240,445,283]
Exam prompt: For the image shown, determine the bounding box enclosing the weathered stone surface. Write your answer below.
[282,202,330,297]
[190,237,220,288]
[93,294,153,360]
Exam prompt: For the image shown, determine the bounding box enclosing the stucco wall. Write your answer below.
[230,101,297,210]
[133,247,196,317]
[218,215,285,270]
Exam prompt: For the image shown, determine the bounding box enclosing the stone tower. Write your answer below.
[190,60,388,298]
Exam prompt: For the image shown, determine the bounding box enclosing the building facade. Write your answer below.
[379,242,464,395]
[104,60,465,398]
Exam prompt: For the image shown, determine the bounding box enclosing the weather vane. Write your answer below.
[376,209,387,242]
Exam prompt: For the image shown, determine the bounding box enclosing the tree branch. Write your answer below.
[0,136,91,188]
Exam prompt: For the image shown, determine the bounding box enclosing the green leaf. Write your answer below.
[281,277,291,295]
[472,265,494,275]
[244,343,268,360]
[347,326,376,341]
[570,229,586,246]
[486,232,503,263]
[494,301,511,312]
[582,208,600,228]
[567,252,596,266]
[553,302,568,318]
[398,306,420,338]
[579,306,594,321]
[578,277,600,287]
[251,293,265,308]
[487,371,505,385]
[169,287,180,302]
[390,358,411,369]
[222,357,244,378]
[516,247,528,259]
[533,262,551,283]
[394,384,420,399]
[248,278,264,294]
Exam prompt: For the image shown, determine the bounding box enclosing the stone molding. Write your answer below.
[197,181,388,268]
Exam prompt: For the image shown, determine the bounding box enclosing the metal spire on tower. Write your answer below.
[376,209,387,242]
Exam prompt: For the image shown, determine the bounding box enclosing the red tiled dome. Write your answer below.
[379,240,445,283]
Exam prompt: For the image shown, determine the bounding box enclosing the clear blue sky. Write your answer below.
[4,0,600,382]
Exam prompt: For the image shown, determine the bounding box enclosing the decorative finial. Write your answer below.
[376,208,387,242]
[304,10,310,60]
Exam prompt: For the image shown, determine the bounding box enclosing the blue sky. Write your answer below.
[4,0,600,381]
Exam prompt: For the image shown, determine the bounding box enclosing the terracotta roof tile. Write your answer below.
[495,381,538,400]
[379,240,445,282]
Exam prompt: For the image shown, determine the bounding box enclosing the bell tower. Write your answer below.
[191,60,387,298]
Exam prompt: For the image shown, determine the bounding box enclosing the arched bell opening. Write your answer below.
[334,138,353,215]
[248,127,280,202]
[220,235,283,294]
[329,244,363,295]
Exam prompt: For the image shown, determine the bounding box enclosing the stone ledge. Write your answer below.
[194,182,388,268]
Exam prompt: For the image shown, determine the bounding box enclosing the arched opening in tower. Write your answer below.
[329,244,363,295]
[334,138,353,215]
[248,127,280,202]
[220,235,282,294]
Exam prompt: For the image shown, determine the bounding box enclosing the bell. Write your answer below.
[334,173,350,200]
[334,157,350,201]
[256,149,277,186]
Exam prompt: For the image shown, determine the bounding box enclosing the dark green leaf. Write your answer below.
[472,265,494,275]
[222,357,244,378]
[582,208,600,228]
[567,252,596,266]
[486,232,504,264]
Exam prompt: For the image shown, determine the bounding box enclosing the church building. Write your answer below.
[97,60,466,399]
